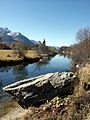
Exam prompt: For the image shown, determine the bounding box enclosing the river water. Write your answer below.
[0,54,72,108]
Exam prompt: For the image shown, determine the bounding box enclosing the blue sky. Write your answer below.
[0,0,90,46]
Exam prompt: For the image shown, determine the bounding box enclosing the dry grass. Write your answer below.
[78,63,90,82]
[0,50,19,61]
[0,50,40,61]
[0,100,19,118]
[25,50,40,58]
[64,63,90,120]
[0,100,28,120]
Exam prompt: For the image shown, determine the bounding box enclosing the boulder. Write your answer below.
[3,72,76,108]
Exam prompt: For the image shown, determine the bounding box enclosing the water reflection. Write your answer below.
[0,54,72,105]
[59,53,72,59]
[0,66,11,73]
[12,64,28,80]
[0,54,72,87]
[0,64,29,87]
[34,57,52,71]
[0,64,29,103]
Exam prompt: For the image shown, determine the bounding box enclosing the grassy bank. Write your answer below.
[1,59,90,120]
[0,100,27,120]
[14,63,90,120]
[0,50,41,67]
[63,63,90,120]
[0,50,21,61]
[0,50,40,61]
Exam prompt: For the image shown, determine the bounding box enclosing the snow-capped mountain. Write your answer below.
[0,27,37,46]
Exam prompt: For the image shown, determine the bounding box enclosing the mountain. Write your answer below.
[0,27,14,44]
[0,27,37,46]
[30,40,38,45]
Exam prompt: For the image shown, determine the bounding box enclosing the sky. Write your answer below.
[0,0,90,46]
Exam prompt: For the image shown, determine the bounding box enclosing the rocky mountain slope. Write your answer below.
[0,27,37,46]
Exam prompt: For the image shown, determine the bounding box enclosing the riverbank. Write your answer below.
[0,99,27,120]
[0,50,58,67]
[0,50,41,66]
[0,50,40,60]
[1,63,90,120]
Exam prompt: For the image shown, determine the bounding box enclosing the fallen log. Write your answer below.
[3,72,77,108]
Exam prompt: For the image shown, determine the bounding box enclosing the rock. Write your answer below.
[76,64,79,68]
[84,82,90,91]
[43,103,51,111]
[39,59,43,62]
[3,72,76,108]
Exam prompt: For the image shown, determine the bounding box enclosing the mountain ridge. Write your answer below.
[0,27,37,46]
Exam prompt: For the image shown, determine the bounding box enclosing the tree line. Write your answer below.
[71,27,90,63]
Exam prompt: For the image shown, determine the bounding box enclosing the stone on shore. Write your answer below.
[3,72,76,108]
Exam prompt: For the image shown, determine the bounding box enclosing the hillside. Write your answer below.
[0,27,37,46]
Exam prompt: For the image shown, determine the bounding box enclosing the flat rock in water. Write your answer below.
[3,72,76,108]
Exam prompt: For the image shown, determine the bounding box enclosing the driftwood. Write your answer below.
[3,72,76,108]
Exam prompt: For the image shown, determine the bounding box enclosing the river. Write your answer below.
[0,54,72,110]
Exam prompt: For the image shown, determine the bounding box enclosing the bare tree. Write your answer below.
[72,27,90,63]
[12,41,28,58]
[76,27,90,43]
